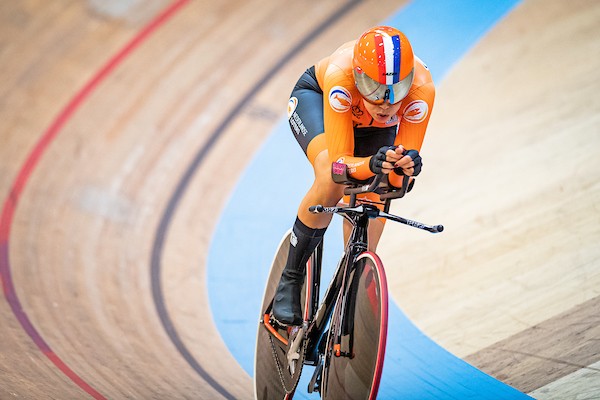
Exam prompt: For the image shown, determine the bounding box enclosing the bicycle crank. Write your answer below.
[287,325,305,375]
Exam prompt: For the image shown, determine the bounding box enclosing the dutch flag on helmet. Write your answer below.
[374,29,401,85]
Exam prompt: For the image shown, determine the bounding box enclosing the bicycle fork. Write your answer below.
[330,212,370,359]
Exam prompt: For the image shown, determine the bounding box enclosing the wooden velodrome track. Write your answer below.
[1,0,598,399]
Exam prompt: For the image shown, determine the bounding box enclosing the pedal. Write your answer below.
[286,326,304,375]
[307,355,323,393]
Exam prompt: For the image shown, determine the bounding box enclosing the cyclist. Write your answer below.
[273,26,435,326]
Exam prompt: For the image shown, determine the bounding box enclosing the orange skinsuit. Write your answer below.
[310,40,435,190]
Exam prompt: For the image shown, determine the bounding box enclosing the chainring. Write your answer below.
[268,326,307,394]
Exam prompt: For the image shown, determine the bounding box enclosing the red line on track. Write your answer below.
[0,1,189,398]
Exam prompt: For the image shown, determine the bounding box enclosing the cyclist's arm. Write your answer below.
[393,82,435,151]
[322,65,374,180]
[389,81,435,187]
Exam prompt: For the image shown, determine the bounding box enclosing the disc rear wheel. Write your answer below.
[254,230,307,399]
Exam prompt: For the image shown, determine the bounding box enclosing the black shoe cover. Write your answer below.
[272,272,303,326]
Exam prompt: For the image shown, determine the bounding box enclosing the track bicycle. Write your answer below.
[254,162,444,399]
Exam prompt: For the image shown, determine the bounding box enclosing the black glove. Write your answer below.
[394,149,422,176]
[369,146,396,174]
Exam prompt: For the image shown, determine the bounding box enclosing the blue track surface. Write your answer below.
[207,1,532,398]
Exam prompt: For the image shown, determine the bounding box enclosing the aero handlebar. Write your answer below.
[310,162,444,234]
[331,162,412,200]
[309,204,444,234]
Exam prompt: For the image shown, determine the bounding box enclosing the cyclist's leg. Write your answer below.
[273,149,345,324]
[273,67,344,325]
[298,148,346,227]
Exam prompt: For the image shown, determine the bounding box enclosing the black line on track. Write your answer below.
[150,1,363,398]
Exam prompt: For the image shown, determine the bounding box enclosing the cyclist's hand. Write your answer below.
[369,146,405,174]
[394,149,422,176]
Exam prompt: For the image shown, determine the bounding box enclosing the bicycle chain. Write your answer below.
[268,332,307,394]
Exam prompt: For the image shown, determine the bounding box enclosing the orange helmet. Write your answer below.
[353,26,414,104]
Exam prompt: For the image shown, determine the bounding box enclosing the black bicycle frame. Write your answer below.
[300,166,440,365]
[303,203,377,365]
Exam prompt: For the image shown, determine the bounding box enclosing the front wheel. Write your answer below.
[321,252,388,400]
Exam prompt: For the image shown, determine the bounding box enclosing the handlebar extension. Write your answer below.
[309,203,444,234]
[308,205,325,213]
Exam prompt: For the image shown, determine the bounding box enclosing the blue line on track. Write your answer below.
[207,1,531,398]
